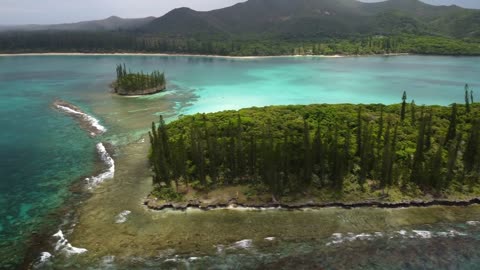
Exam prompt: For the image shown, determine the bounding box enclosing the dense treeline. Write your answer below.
[1,31,480,56]
[149,88,480,199]
[113,63,165,93]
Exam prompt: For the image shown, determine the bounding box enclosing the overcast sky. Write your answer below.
[1,0,478,25]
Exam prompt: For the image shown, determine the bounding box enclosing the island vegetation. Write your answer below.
[1,33,480,56]
[146,85,480,207]
[2,0,480,57]
[112,64,165,95]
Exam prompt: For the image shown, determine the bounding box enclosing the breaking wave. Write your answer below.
[86,143,115,189]
[54,102,106,136]
[115,210,132,224]
[326,229,468,246]
[52,230,87,256]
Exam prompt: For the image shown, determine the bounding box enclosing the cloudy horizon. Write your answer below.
[1,0,479,25]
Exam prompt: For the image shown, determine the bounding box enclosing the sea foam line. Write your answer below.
[54,103,106,136]
[86,143,115,189]
[326,229,468,246]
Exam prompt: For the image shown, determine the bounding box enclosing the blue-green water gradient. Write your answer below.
[0,55,478,267]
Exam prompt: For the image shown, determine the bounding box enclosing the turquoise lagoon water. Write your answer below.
[0,55,479,268]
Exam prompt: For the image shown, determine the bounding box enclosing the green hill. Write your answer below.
[142,0,480,38]
[1,0,479,55]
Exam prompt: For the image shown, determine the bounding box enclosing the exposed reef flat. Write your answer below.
[113,84,166,96]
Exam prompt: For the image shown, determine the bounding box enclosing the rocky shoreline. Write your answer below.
[113,84,166,96]
[144,197,480,211]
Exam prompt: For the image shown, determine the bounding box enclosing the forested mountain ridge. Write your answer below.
[1,0,479,38]
[143,0,480,38]
[1,0,480,55]
[0,16,156,32]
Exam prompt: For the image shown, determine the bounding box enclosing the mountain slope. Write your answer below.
[0,16,156,32]
[142,0,480,38]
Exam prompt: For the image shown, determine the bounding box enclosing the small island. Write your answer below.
[112,64,166,96]
[144,86,480,210]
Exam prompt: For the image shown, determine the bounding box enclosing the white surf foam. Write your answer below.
[436,230,468,237]
[53,230,87,256]
[215,239,254,253]
[164,256,180,263]
[230,239,253,249]
[412,230,432,239]
[33,252,52,269]
[55,104,106,135]
[86,143,115,189]
[39,252,52,262]
[115,210,131,224]
[326,232,378,246]
[328,228,468,246]
[264,237,276,241]
[215,245,225,254]
[467,221,480,226]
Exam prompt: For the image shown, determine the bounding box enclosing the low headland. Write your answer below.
[111,64,166,96]
[145,88,480,211]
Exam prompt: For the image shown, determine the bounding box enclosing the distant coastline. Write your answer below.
[0,52,412,59]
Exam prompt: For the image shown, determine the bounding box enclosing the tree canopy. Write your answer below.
[148,90,479,200]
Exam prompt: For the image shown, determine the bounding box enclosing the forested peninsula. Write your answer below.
[112,64,165,95]
[145,86,480,209]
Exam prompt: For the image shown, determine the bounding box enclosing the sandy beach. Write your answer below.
[0,52,410,58]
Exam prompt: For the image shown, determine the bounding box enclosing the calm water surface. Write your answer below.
[0,55,479,269]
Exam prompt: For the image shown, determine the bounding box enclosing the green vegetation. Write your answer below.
[1,33,479,56]
[2,0,480,56]
[112,64,165,95]
[148,88,480,202]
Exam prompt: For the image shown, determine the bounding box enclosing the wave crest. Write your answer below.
[54,101,106,136]
[86,143,115,189]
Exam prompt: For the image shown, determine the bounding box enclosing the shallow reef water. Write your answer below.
[0,55,479,269]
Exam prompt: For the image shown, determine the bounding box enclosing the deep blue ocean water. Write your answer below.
[0,55,479,268]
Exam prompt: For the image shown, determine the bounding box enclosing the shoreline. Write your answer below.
[144,196,480,211]
[0,52,411,59]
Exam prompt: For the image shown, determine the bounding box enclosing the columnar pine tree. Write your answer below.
[446,134,462,186]
[445,103,458,146]
[380,121,392,188]
[411,100,416,126]
[376,106,384,158]
[302,118,313,187]
[411,108,427,187]
[466,84,471,114]
[356,107,363,157]
[313,121,325,180]
[401,91,407,121]
[429,144,444,189]
[464,120,480,174]
[389,124,399,187]
[424,111,433,151]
